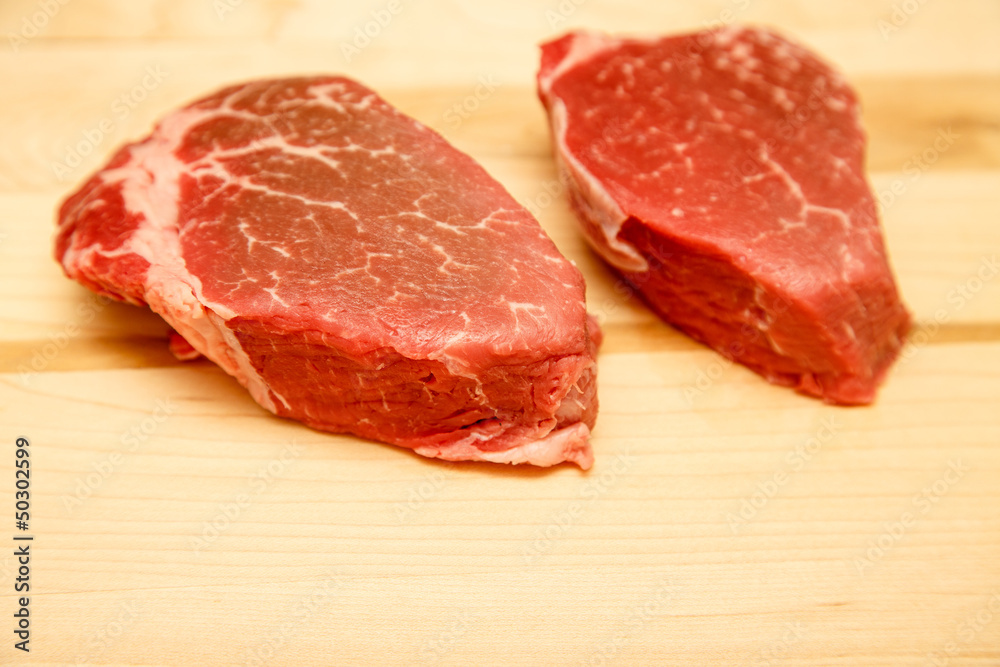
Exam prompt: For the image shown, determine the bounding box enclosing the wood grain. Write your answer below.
[1,1,998,665]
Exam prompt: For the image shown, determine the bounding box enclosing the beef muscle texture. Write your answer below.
[57,76,600,468]
[537,27,910,405]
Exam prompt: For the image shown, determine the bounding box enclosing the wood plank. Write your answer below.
[1,1,998,664]
[4,166,999,359]
[1,339,997,664]
[2,0,999,75]
[1,55,998,191]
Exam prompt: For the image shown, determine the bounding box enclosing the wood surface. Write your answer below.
[1,1,998,665]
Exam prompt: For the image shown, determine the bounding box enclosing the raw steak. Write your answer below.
[56,76,600,468]
[537,27,910,405]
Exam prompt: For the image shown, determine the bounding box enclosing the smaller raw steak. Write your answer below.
[57,76,600,467]
[537,28,910,404]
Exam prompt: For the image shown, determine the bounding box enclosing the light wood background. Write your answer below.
[1,1,999,665]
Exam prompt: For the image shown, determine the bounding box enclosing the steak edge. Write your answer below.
[57,76,600,468]
[537,27,910,405]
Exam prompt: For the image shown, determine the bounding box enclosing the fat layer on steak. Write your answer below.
[56,76,600,468]
[537,27,910,405]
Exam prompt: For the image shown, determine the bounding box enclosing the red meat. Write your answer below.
[538,28,910,404]
[57,76,600,467]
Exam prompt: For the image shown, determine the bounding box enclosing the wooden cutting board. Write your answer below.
[1,1,998,665]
